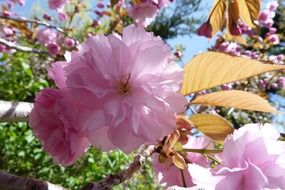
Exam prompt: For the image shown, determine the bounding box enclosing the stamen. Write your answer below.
[118,74,131,95]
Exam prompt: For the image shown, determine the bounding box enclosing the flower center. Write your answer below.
[118,74,131,95]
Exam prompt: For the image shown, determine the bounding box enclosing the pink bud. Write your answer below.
[3,27,14,37]
[64,38,75,48]
[97,2,104,8]
[174,51,182,58]
[95,10,104,17]
[92,20,100,28]
[43,13,52,21]
[3,10,11,17]
[58,12,67,21]
[221,83,233,90]
[197,22,212,38]
[48,42,61,55]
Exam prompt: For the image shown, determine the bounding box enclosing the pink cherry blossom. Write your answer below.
[29,88,90,166]
[36,28,57,45]
[128,2,159,26]
[266,34,280,45]
[48,25,187,153]
[48,0,68,9]
[189,124,285,190]
[128,0,172,26]
[266,1,279,11]
[152,136,213,187]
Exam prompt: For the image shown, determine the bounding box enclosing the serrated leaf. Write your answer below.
[208,0,227,35]
[190,114,234,141]
[172,152,187,170]
[181,52,285,95]
[191,90,276,113]
[237,0,260,28]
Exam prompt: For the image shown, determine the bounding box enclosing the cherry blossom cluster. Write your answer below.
[29,25,187,165]
[36,28,75,55]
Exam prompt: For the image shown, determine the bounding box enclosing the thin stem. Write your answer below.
[0,15,77,42]
[182,148,223,154]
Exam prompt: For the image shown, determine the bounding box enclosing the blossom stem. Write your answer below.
[182,148,223,154]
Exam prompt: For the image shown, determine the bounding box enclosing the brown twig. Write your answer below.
[0,100,33,122]
[0,38,48,54]
[81,145,158,190]
[0,170,69,190]
[0,15,73,39]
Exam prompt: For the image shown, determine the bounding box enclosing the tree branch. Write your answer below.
[81,145,158,190]
[0,170,68,190]
[0,15,77,42]
[0,101,33,122]
[0,38,48,54]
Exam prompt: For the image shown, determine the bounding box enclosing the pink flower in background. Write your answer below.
[189,124,285,190]
[152,136,212,187]
[2,26,14,37]
[128,2,159,26]
[36,28,57,45]
[267,1,279,11]
[58,11,67,21]
[266,34,280,45]
[49,25,187,153]
[48,0,68,9]
[269,54,284,64]
[29,88,90,166]
[128,0,172,26]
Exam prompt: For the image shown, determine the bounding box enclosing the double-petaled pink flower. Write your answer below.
[189,124,285,190]
[30,25,186,165]
[29,88,90,166]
